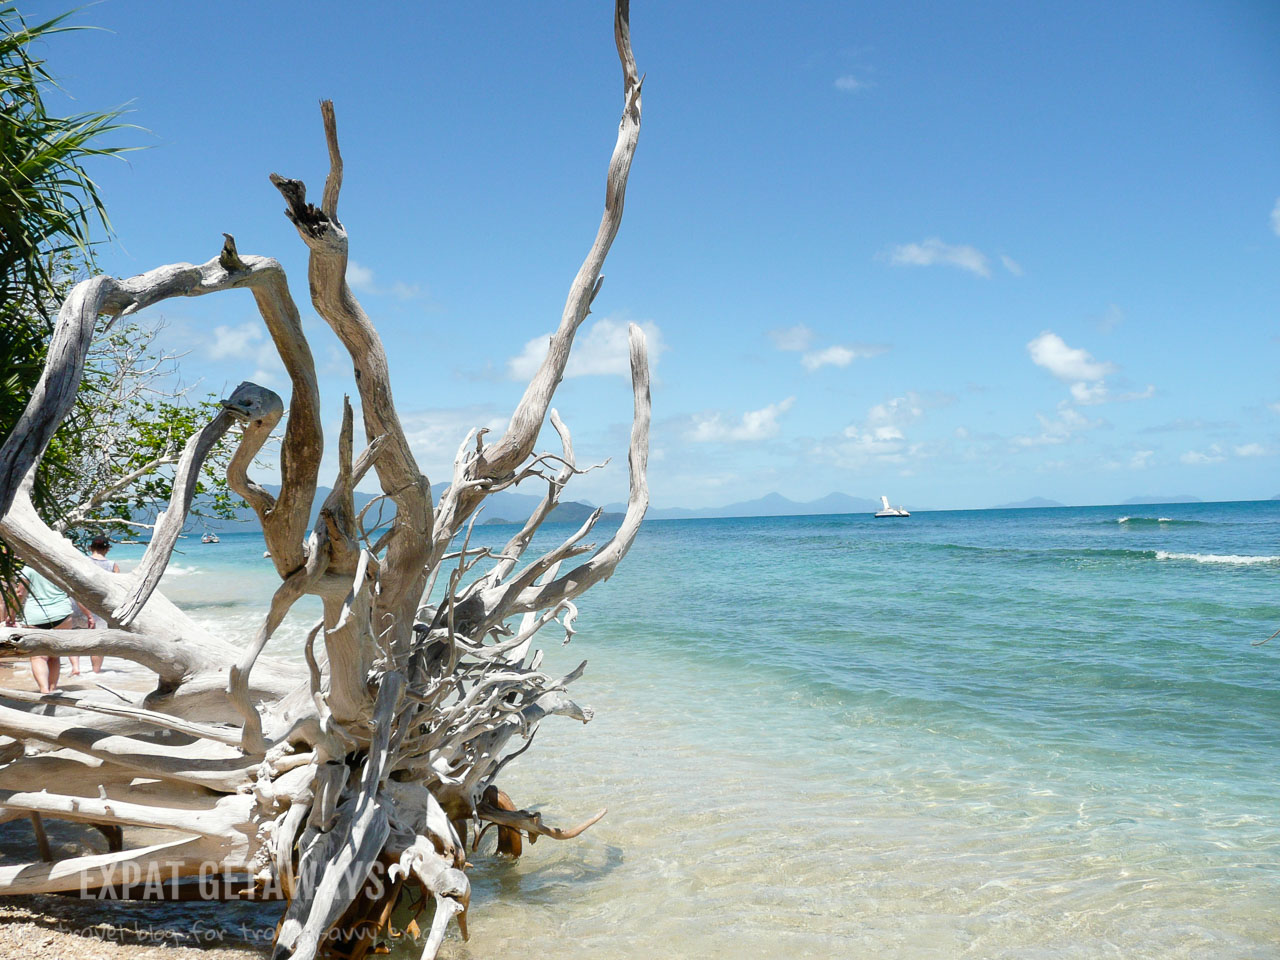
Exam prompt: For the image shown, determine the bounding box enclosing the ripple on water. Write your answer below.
[107,507,1280,959]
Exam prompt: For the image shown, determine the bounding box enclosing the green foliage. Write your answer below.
[49,315,247,545]
[0,5,133,593]
[70,389,247,542]
[0,7,242,576]
[0,4,132,318]
[7,275,248,547]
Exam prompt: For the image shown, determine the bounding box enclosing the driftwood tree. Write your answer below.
[0,3,646,957]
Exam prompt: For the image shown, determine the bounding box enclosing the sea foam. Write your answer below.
[1155,550,1280,565]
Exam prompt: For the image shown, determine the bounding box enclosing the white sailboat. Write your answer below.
[874,495,909,518]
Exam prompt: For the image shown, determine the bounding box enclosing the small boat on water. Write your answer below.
[201,533,220,544]
[874,495,909,518]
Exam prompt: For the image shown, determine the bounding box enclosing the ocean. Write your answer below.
[111,499,1280,958]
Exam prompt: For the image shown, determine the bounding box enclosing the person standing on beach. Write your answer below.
[15,566,86,693]
[0,579,16,630]
[81,535,118,673]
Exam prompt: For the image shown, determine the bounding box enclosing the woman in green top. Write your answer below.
[17,567,88,693]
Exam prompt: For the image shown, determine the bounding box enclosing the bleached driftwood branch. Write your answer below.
[0,3,648,958]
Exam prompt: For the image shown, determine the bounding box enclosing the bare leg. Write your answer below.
[29,657,52,694]
[91,656,104,673]
[48,618,73,689]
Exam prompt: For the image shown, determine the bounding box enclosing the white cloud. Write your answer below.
[836,424,911,462]
[865,393,925,431]
[346,260,421,300]
[1027,332,1114,383]
[1096,304,1125,333]
[1235,443,1266,457]
[1026,331,1121,407]
[687,397,795,442]
[1271,198,1280,237]
[400,406,510,469]
[507,338,548,381]
[1269,401,1280,415]
[813,392,935,467]
[772,323,887,371]
[767,324,813,352]
[1130,449,1154,469]
[1000,254,1023,276]
[803,346,855,370]
[347,260,376,291]
[507,318,665,381]
[800,343,887,371]
[887,238,991,277]
[834,75,867,93]
[1180,445,1225,465]
[1013,407,1100,447]
[209,321,263,360]
[1069,381,1108,405]
[207,320,295,385]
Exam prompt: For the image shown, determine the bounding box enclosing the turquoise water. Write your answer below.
[115,500,1280,958]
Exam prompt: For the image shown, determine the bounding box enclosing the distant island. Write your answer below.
[199,483,623,533]
[990,497,1066,509]
[596,491,881,522]
[480,500,624,526]
[186,485,1259,536]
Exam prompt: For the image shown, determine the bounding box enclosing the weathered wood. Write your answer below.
[0,686,243,745]
[0,626,225,682]
[0,4,647,958]
[0,837,234,896]
[445,0,643,490]
[112,403,239,625]
[0,478,216,644]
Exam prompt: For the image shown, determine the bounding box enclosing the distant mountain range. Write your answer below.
[990,497,1066,509]
[597,491,881,521]
[187,484,1253,536]
[198,483,620,533]
[197,487,889,533]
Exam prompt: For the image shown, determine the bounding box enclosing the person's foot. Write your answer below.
[70,670,80,676]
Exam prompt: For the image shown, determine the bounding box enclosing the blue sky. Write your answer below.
[34,0,1280,509]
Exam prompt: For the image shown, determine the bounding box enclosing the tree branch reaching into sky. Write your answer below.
[0,2,649,957]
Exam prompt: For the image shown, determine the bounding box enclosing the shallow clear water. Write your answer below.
[115,500,1280,958]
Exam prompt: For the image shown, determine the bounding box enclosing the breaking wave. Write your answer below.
[1113,516,1205,526]
[923,543,1279,566]
[1155,551,1280,566]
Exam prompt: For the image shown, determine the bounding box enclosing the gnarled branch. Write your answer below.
[0,5,647,959]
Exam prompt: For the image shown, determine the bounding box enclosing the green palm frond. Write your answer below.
[0,3,137,320]
[0,4,138,591]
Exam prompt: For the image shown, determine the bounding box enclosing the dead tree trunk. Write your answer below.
[0,3,646,957]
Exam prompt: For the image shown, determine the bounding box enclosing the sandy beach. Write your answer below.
[0,895,267,959]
